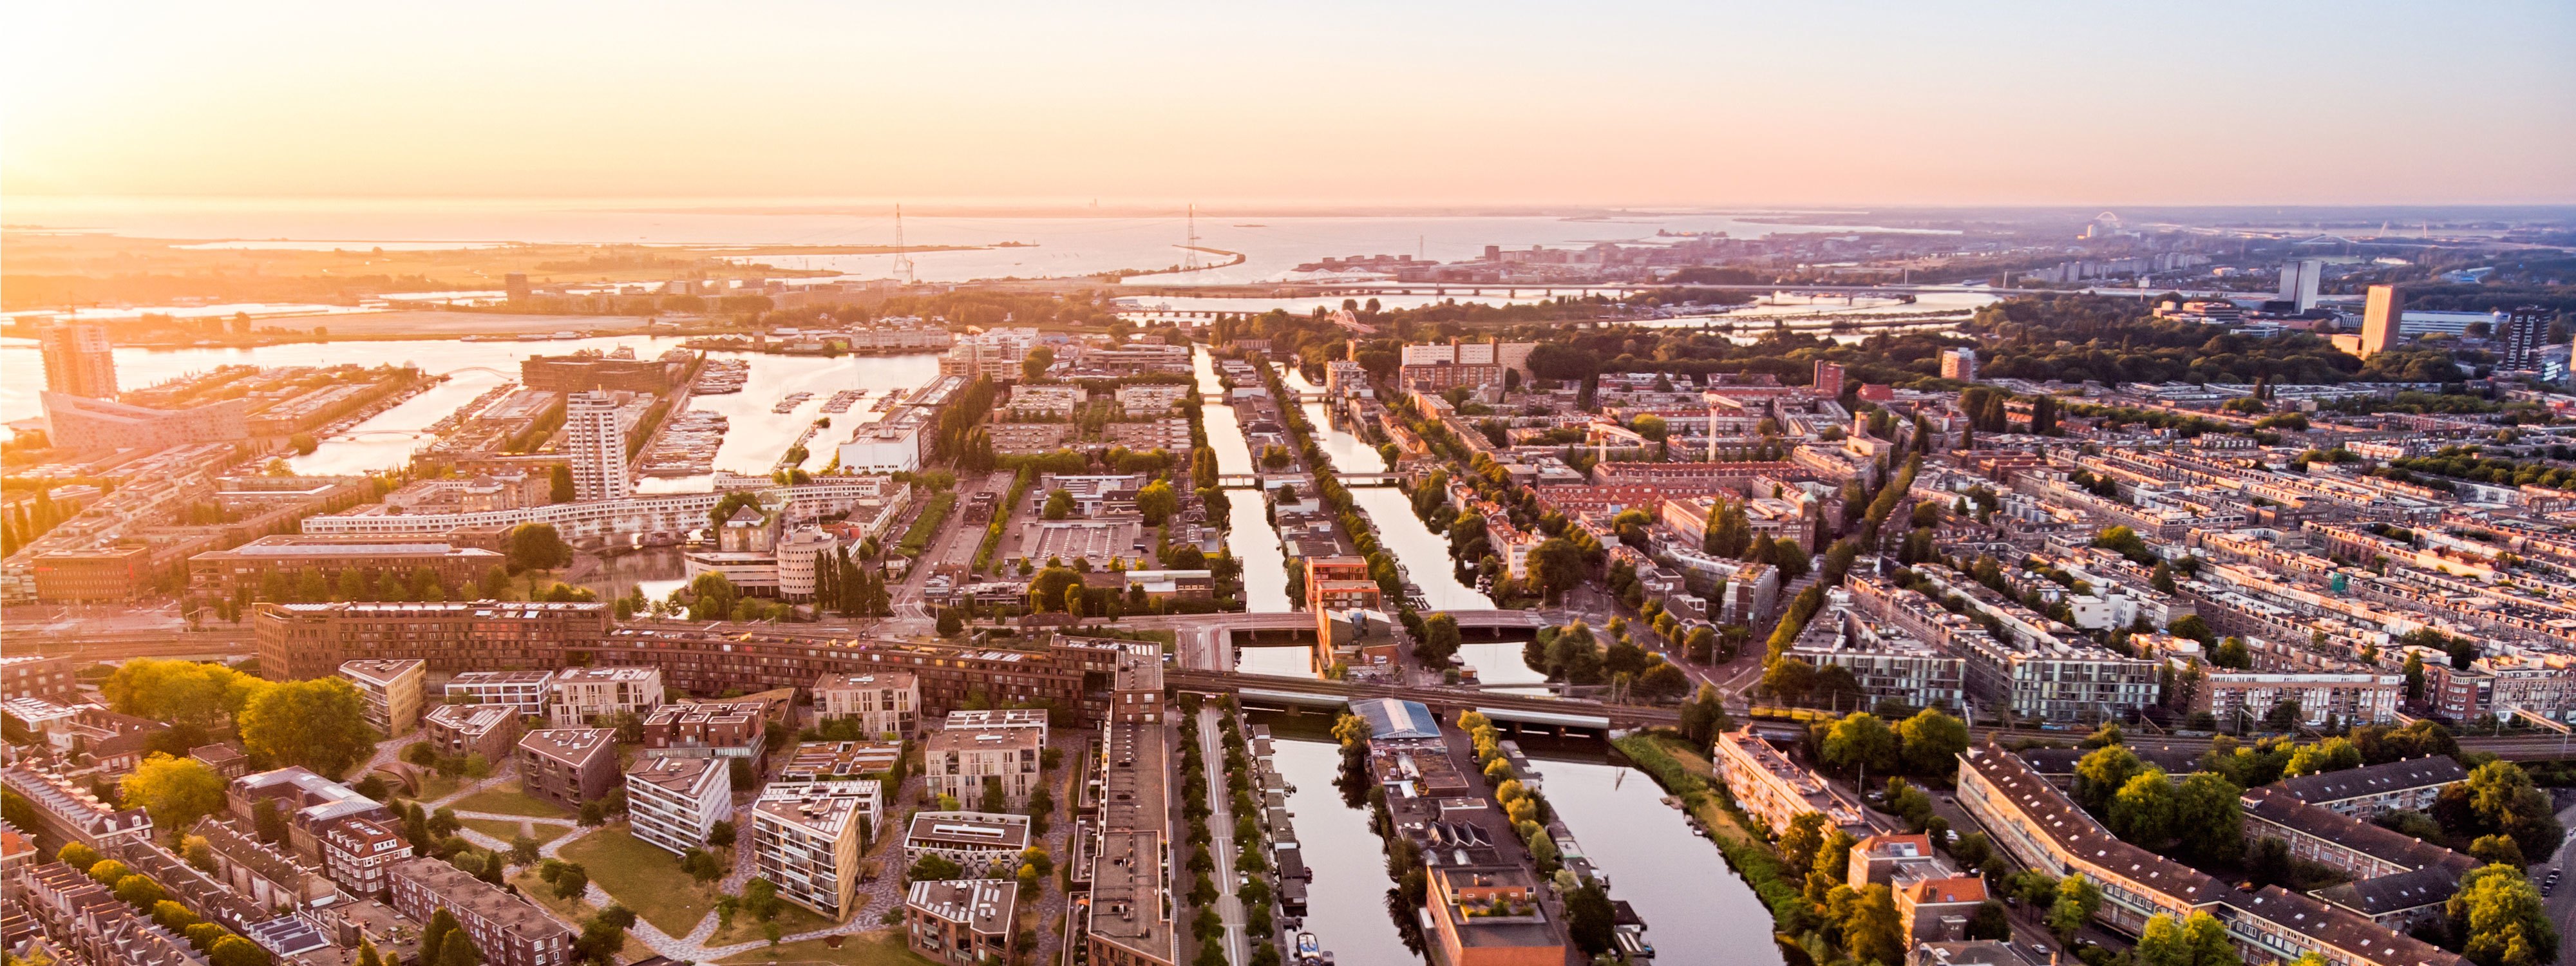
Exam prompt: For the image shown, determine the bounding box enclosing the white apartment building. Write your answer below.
[812,670,920,739]
[1712,728,1870,835]
[774,526,840,601]
[627,756,732,856]
[444,670,557,715]
[752,780,883,918]
[565,390,631,502]
[339,659,426,737]
[924,725,1044,810]
[549,666,664,728]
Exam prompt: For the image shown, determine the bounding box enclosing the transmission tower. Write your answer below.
[894,204,916,285]
[1184,202,1200,271]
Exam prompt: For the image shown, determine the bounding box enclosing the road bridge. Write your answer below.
[1167,668,1676,734]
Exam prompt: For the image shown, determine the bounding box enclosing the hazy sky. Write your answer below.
[6,1,2571,207]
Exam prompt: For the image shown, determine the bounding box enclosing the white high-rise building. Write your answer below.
[565,390,630,502]
[2278,260,2323,313]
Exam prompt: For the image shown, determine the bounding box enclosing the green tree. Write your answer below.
[2448,862,2557,966]
[1846,882,1906,965]
[1897,708,1969,777]
[1043,489,1074,520]
[2172,772,2245,863]
[549,464,574,503]
[2108,768,2177,845]
[1564,882,1616,956]
[2072,745,2143,811]
[119,753,228,831]
[2049,873,2102,942]
[1820,712,1899,777]
[1021,346,1054,382]
[1779,811,1829,877]
[239,677,373,778]
[504,523,573,571]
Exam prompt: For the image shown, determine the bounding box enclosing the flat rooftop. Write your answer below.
[904,811,1032,851]
[517,728,615,766]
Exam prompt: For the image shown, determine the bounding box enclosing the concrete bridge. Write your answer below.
[1165,667,1676,735]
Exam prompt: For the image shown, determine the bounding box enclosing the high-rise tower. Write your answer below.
[564,390,630,502]
[37,319,117,399]
[2359,285,2403,357]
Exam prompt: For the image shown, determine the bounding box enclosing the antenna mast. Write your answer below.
[895,204,916,285]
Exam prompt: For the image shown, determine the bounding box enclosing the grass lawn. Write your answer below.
[452,782,572,819]
[714,931,936,966]
[461,818,569,845]
[708,898,838,947]
[410,773,466,801]
[554,823,716,936]
[509,870,658,961]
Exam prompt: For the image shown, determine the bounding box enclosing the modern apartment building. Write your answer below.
[1110,654,1164,724]
[265,608,1141,723]
[36,319,118,399]
[751,781,883,919]
[902,811,1032,874]
[905,878,1018,966]
[388,857,574,966]
[925,721,1045,810]
[1939,347,1977,381]
[811,670,920,739]
[515,729,618,811]
[641,701,772,770]
[339,659,426,737]
[189,537,503,605]
[2190,670,2405,728]
[549,666,664,728]
[564,390,630,502]
[627,756,733,856]
[1086,717,1176,966]
[445,670,559,715]
[422,703,524,764]
[254,601,608,681]
[1711,728,1870,835]
[781,741,905,781]
[1788,601,1969,710]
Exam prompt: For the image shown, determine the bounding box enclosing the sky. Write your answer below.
[4,1,2572,208]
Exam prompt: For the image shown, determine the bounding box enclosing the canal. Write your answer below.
[1200,346,1293,613]
[1256,712,1422,966]
[1253,715,1787,966]
[1534,748,1792,966]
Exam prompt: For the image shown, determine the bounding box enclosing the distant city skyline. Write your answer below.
[4,1,2571,206]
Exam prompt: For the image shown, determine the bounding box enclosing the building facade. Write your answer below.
[627,756,733,856]
[564,390,630,502]
[548,666,663,728]
[811,670,920,739]
[387,858,573,966]
[904,878,1018,966]
[339,659,426,737]
[752,781,882,919]
[515,729,618,811]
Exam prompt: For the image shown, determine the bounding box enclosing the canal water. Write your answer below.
[1253,715,1786,966]
[1533,748,1792,966]
[1256,713,1422,966]
[1200,346,1293,614]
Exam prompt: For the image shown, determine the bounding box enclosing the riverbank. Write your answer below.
[1611,734,1808,934]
